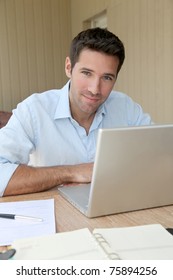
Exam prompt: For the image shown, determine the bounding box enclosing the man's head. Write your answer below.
[65,28,125,127]
[69,27,125,75]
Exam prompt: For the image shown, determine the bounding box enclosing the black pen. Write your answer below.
[0,213,43,222]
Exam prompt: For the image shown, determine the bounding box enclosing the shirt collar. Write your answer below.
[54,81,71,120]
[54,80,106,120]
[96,102,106,116]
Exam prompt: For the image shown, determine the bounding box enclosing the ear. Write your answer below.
[65,57,72,78]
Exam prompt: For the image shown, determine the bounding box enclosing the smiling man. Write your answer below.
[0,28,152,196]
[66,49,119,134]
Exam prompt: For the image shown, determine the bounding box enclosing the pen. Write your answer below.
[0,213,43,222]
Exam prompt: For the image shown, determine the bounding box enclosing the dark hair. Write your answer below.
[69,27,125,74]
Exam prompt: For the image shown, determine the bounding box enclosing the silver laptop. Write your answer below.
[58,124,173,218]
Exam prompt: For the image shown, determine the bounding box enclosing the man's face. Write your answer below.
[65,49,119,119]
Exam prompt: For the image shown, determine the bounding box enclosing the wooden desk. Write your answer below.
[1,190,173,260]
[1,188,173,234]
[1,189,173,253]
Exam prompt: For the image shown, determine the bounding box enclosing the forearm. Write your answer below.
[3,163,93,196]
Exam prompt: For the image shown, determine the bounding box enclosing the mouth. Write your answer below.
[83,94,100,103]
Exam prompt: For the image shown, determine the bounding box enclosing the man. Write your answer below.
[0,28,152,197]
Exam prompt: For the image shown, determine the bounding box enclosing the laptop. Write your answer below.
[58,124,173,218]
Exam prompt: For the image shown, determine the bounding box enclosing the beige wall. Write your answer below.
[0,0,71,111]
[1,0,173,124]
[70,0,173,124]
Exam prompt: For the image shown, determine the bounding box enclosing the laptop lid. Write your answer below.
[59,124,173,218]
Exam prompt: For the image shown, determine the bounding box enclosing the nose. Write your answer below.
[88,78,101,95]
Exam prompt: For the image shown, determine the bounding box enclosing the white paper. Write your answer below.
[0,199,55,246]
[93,224,173,260]
[13,228,108,260]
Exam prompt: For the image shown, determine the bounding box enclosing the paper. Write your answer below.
[93,224,173,259]
[13,228,108,260]
[0,199,55,246]
[12,224,173,260]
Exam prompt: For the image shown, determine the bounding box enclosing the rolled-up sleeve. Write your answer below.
[0,102,35,196]
[0,162,19,196]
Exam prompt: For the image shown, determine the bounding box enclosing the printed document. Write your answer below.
[0,199,55,246]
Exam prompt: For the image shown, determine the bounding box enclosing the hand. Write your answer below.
[72,162,94,184]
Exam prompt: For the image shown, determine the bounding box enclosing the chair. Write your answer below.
[0,111,12,128]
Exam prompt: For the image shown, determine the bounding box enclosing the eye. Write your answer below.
[103,75,113,81]
[81,70,91,76]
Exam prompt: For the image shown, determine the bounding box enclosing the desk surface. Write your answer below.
[1,188,173,234]
[1,189,173,252]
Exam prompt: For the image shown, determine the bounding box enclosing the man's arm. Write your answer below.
[3,163,93,196]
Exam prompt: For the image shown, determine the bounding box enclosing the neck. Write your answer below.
[72,111,95,135]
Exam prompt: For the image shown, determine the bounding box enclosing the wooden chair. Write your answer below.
[0,111,12,128]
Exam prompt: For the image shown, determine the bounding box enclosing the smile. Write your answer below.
[83,95,100,102]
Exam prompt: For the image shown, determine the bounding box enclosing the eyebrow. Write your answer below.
[80,67,116,79]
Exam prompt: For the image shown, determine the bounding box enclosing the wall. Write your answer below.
[1,0,173,123]
[0,0,71,111]
[70,0,173,124]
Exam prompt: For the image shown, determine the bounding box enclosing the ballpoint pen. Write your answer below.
[0,213,43,222]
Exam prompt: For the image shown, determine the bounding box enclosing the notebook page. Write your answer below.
[13,228,108,260]
[93,224,173,260]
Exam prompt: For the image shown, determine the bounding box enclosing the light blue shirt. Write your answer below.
[0,81,152,196]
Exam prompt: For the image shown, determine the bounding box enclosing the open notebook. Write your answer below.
[12,224,173,260]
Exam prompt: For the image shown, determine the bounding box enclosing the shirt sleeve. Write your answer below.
[0,101,36,196]
[126,96,153,126]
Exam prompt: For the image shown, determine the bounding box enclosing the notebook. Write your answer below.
[58,124,173,218]
[12,224,173,260]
